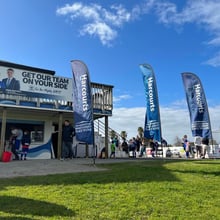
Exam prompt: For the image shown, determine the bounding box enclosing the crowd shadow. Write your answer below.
[1,159,182,187]
[0,195,74,218]
[0,158,218,188]
[0,217,32,220]
[0,159,218,218]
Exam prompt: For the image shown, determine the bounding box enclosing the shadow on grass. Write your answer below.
[194,161,220,165]
[172,169,220,177]
[0,159,218,188]
[0,217,33,220]
[0,160,181,187]
[0,217,32,220]
[0,195,74,217]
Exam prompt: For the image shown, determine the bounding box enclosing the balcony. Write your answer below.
[0,82,113,119]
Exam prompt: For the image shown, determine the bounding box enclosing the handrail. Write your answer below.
[0,82,114,113]
[94,119,123,142]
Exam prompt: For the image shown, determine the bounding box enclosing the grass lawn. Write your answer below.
[0,159,220,219]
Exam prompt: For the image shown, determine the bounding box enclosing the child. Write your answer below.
[21,130,31,160]
[110,141,116,158]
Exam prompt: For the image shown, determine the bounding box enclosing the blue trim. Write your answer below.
[28,138,52,158]
[0,99,16,105]
[20,101,37,107]
[40,103,55,109]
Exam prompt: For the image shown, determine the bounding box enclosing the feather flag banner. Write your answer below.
[71,60,94,144]
[140,64,162,142]
[182,72,212,139]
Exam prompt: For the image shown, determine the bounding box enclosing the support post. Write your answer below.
[104,116,109,158]
[86,143,88,158]
[57,112,63,159]
[0,108,7,158]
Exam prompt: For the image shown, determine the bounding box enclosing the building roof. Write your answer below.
[0,60,55,75]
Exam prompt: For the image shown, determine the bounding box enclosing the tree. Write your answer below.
[137,127,144,140]
[211,139,218,145]
[173,136,182,146]
[110,130,116,140]
[120,131,127,140]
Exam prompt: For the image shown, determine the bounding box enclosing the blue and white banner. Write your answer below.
[182,72,212,138]
[0,66,72,100]
[71,60,94,144]
[139,64,162,142]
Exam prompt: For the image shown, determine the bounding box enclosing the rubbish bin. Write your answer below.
[2,151,12,162]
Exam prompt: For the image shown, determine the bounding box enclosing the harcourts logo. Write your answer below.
[148,77,155,112]
[80,74,89,112]
[194,84,204,113]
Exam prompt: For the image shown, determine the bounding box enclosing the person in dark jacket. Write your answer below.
[61,120,75,160]
[21,130,31,160]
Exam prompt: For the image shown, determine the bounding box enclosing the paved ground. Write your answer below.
[0,158,134,179]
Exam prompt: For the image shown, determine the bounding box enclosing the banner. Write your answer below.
[0,66,72,100]
[182,72,212,139]
[71,60,94,144]
[139,64,162,142]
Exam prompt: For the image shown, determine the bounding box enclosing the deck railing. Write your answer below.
[0,82,113,114]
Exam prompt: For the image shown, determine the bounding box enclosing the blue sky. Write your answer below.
[1,0,220,144]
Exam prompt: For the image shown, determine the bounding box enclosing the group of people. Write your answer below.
[7,120,211,161]
[120,136,141,158]
[8,120,75,161]
[9,127,31,160]
[112,136,165,158]
[182,134,209,159]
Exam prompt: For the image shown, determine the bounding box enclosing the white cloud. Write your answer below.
[113,94,132,102]
[108,106,191,145]
[80,22,117,46]
[56,2,133,46]
[57,1,220,62]
[150,0,220,66]
[207,36,220,46]
[204,52,220,67]
[108,105,220,145]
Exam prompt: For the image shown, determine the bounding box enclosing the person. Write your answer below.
[9,131,19,160]
[2,68,20,90]
[110,141,116,158]
[201,137,209,159]
[194,136,202,158]
[98,147,106,159]
[166,148,172,157]
[15,128,23,151]
[128,138,136,158]
[149,139,156,158]
[182,135,190,158]
[135,136,141,153]
[154,141,159,156]
[113,136,119,149]
[20,130,31,160]
[61,120,75,160]
[121,138,128,154]
[161,138,168,147]
[139,140,146,157]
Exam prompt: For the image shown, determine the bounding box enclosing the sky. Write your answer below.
[1,0,220,144]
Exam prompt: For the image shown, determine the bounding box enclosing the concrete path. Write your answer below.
[0,158,133,179]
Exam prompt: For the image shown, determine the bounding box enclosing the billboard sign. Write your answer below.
[0,66,72,101]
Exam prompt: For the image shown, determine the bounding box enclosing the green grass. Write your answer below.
[0,159,220,219]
